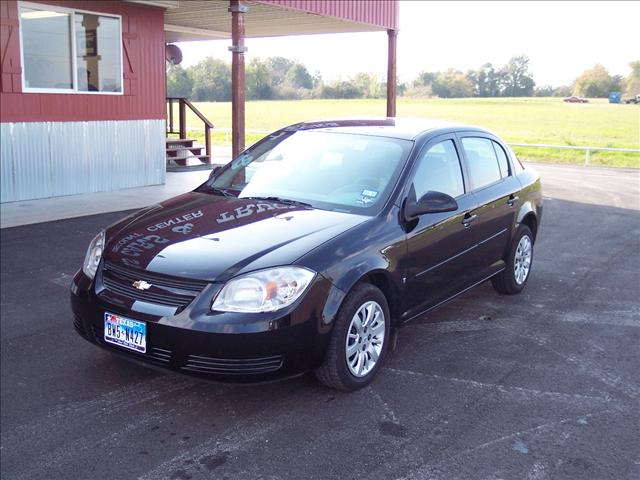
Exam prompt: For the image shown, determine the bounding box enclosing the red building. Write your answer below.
[0,0,398,203]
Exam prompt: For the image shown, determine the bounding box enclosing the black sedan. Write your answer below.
[71,118,542,391]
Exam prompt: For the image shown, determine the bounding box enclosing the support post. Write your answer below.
[386,29,397,118]
[179,98,186,139]
[229,1,247,158]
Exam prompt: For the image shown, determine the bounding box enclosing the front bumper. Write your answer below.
[71,268,343,382]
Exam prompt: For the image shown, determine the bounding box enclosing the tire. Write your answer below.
[491,225,534,295]
[315,283,391,391]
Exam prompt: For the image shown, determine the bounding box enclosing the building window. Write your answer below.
[19,3,123,94]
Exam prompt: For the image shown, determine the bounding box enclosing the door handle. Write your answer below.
[462,213,477,228]
[508,194,519,207]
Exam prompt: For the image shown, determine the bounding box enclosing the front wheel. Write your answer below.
[315,283,390,391]
[491,225,534,295]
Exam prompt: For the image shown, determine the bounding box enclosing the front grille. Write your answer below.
[101,261,209,309]
[181,354,284,375]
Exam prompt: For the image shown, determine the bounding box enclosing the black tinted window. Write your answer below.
[412,140,464,199]
[492,141,510,177]
[461,137,501,190]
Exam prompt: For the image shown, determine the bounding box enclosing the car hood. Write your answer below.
[104,192,368,281]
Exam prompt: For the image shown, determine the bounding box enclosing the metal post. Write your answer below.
[229,1,247,158]
[386,29,397,118]
[585,148,590,166]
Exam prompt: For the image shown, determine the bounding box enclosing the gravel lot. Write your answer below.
[1,164,639,480]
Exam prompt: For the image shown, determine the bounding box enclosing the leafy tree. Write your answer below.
[352,72,383,98]
[166,65,193,98]
[476,63,500,97]
[246,58,273,100]
[431,69,474,98]
[610,75,624,93]
[266,57,294,87]
[414,71,437,88]
[284,63,314,90]
[534,85,554,97]
[552,85,572,97]
[498,55,535,97]
[318,80,363,99]
[189,57,231,101]
[624,60,640,94]
[572,64,613,98]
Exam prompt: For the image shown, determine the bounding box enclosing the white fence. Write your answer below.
[508,143,640,166]
[200,128,639,166]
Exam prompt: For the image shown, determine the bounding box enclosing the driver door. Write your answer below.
[403,135,479,319]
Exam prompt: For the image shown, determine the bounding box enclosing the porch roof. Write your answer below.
[129,0,398,42]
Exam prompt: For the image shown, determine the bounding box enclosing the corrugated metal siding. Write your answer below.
[0,0,166,123]
[0,119,165,202]
[257,0,399,30]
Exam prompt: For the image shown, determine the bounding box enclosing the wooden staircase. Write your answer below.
[166,97,214,172]
[165,138,212,172]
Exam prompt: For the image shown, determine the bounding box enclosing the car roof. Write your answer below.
[283,117,492,140]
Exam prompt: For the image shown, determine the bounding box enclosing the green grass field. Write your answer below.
[179,97,640,167]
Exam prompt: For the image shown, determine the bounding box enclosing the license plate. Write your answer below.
[104,312,146,353]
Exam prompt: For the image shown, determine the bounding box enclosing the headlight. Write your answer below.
[212,266,316,313]
[83,230,105,279]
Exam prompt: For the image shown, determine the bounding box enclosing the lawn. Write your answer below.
[179,97,640,167]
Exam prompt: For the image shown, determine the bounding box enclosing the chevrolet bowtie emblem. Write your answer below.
[132,280,152,290]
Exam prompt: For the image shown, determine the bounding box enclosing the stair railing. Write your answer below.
[166,97,214,161]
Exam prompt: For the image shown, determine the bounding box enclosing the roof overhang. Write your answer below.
[129,0,398,43]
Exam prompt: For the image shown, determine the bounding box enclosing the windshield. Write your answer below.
[201,130,413,215]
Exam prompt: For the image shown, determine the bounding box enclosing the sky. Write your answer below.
[177,1,639,87]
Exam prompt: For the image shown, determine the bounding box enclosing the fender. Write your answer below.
[515,200,537,230]
[297,211,406,325]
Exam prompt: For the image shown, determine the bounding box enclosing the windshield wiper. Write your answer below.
[243,196,313,208]
[198,185,236,197]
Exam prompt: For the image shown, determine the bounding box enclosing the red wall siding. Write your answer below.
[0,0,166,123]
[258,0,399,31]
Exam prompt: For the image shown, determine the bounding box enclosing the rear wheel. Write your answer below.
[315,283,390,391]
[491,225,534,295]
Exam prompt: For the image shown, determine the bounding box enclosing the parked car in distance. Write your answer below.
[623,94,639,104]
[564,96,589,103]
[71,118,543,391]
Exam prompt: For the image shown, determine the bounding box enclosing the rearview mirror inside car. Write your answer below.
[209,165,223,179]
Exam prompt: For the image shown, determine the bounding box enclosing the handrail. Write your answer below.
[182,98,214,128]
[166,97,214,162]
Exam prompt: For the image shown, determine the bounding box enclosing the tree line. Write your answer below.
[167,55,640,101]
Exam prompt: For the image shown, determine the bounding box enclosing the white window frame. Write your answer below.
[18,1,124,95]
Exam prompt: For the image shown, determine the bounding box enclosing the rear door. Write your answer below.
[457,134,521,277]
[403,135,479,318]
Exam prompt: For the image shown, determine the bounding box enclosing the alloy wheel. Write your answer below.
[514,235,532,285]
[345,301,385,377]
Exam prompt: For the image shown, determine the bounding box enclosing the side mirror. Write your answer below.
[404,190,458,221]
[209,165,223,179]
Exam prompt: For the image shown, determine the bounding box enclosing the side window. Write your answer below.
[461,137,501,190]
[492,141,510,178]
[412,140,465,199]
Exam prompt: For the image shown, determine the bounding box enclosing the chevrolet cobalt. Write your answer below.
[71,119,542,391]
